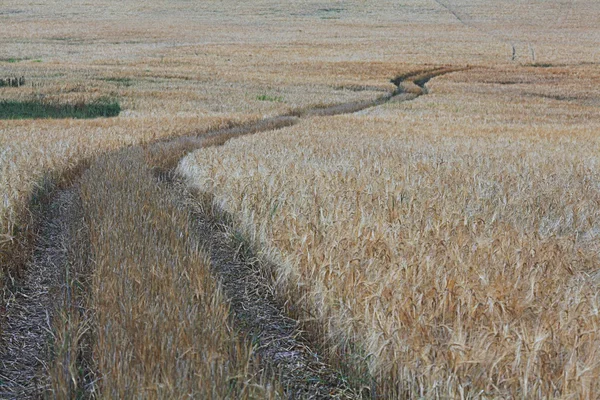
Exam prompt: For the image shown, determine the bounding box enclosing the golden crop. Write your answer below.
[179,65,600,398]
[2,0,600,397]
[49,149,276,398]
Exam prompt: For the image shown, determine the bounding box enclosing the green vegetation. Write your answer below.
[529,62,555,68]
[256,94,284,102]
[98,77,134,86]
[317,7,344,19]
[0,57,31,63]
[0,99,120,119]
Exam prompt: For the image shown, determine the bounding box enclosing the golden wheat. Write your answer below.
[50,149,280,398]
[4,0,599,252]
[2,0,600,397]
[179,66,600,398]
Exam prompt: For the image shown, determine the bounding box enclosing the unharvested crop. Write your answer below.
[2,0,600,397]
[0,114,250,280]
[179,66,600,398]
[58,149,278,398]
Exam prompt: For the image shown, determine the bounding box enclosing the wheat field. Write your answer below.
[2,0,600,398]
[179,65,600,397]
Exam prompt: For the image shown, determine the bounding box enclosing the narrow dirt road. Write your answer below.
[0,68,461,399]
[175,182,361,399]
[0,189,83,398]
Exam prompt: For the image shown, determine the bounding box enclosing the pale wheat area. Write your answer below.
[179,65,600,397]
[2,0,600,397]
[0,65,381,259]
[1,0,405,259]
[3,0,599,249]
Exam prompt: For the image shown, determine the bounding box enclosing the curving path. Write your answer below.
[0,67,463,399]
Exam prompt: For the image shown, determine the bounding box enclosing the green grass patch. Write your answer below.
[529,62,555,68]
[256,94,284,102]
[317,7,344,19]
[98,77,134,86]
[0,57,40,63]
[0,98,121,119]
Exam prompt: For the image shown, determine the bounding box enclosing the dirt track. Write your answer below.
[0,68,461,399]
[0,189,84,397]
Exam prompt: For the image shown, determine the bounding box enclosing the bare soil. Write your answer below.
[0,189,82,398]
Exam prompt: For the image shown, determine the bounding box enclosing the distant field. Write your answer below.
[2,0,599,254]
[2,0,600,398]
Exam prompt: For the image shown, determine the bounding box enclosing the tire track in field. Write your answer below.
[0,67,464,399]
[151,66,465,399]
[0,189,85,398]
